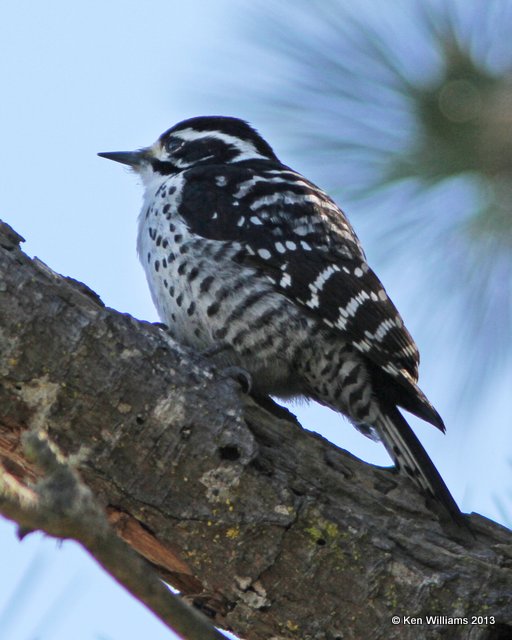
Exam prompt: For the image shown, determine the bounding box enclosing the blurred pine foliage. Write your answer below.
[242,0,512,404]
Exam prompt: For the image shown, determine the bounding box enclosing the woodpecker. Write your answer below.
[99,115,463,525]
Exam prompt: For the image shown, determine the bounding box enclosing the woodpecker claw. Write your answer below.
[219,366,252,394]
[153,321,169,331]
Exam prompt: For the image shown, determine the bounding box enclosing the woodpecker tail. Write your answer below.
[376,403,465,528]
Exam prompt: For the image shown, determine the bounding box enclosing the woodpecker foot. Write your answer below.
[219,366,252,394]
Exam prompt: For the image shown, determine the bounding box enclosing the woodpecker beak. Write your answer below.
[97,149,149,167]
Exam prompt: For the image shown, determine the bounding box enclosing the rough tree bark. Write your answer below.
[0,219,511,640]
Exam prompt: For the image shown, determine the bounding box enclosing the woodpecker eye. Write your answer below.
[164,138,184,155]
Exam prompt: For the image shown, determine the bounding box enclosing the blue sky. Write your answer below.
[1,1,510,639]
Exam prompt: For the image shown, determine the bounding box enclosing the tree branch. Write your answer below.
[1,219,511,640]
[0,428,226,640]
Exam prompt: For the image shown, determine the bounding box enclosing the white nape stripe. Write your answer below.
[173,128,266,161]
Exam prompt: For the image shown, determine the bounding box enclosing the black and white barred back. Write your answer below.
[99,116,463,525]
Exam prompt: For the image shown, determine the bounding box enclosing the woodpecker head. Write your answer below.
[98,116,279,183]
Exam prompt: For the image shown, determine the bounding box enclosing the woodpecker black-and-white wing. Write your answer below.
[179,161,443,430]
[179,162,466,525]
